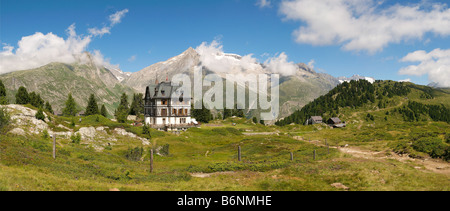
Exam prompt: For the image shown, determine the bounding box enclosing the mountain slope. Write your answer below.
[0,61,136,116]
[276,80,450,126]
[123,47,339,119]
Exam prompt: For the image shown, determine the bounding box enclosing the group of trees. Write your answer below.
[114,93,144,123]
[275,80,414,126]
[395,101,450,123]
[12,85,53,121]
[0,80,7,105]
[276,80,377,126]
[63,93,108,118]
[191,103,246,123]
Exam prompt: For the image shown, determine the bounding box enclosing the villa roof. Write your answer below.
[146,81,183,99]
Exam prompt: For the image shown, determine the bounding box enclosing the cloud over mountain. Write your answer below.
[399,48,450,87]
[279,0,450,53]
[195,40,299,76]
[0,9,129,74]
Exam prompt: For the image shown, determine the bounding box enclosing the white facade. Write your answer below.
[144,81,194,130]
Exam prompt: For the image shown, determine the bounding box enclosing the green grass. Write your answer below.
[1,111,449,190]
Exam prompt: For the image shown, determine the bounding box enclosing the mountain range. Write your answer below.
[0,47,374,119]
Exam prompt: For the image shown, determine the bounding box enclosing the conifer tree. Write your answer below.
[115,93,129,123]
[129,93,144,115]
[63,93,77,116]
[85,94,99,116]
[35,107,45,121]
[0,80,7,105]
[100,104,108,118]
[29,92,44,108]
[15,86,29,104]
[44,101,53,114]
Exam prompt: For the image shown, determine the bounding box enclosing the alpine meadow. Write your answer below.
[1,0,450,194]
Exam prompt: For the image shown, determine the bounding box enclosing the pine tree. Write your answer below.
[0,80,7,105]
[129,93,144,115]
[63,93,77,117]
[116,93,129,113]
[35,107,45,121]
[44,101,53,114]
[29,92,44,108]
[115,93,129,123]
[15,86,29,104]
[223,109,232,120]
[100,104,108,117]
[85,94,99,116]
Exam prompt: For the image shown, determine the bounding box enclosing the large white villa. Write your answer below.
[144,78,196,131]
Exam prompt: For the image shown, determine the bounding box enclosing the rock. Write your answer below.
[109,188,120,191]
[76,127,97,139]
[127,115,137,121]
[331,183,349,190]
[114,128,150,146]
[3,105,49,134]
[8,128,26,136]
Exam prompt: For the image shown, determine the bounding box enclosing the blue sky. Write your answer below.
[1,0,450,86]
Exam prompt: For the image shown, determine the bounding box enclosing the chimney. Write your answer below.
[155,73,159,84]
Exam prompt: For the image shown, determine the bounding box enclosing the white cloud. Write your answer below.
[263,52,298,76]
[279,0,450,53]
[195,40,261,74]
[0,9,129,74]
[398,78,411,83]
[128,55,137,62]
[88,9,129,37]
[109,9,129,26]
[88,26,111,37]
[195,40,298,76]
[399,48,450,87]
[307,59,315,69]
[256,0,271,8]
[0,24,93,74]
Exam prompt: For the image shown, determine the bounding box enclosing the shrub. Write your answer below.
[125,146,143,161]
[0,107,10,131]
[412,137,447,159]
[159,144,170,156]
[390,141,411,155]
[71,133,81,144]
[41,129,50,139]
[35,107,46,121]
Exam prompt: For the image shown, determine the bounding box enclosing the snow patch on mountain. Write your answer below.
[338,75,375,84]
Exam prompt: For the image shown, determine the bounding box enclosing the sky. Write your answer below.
[1,0,450,87]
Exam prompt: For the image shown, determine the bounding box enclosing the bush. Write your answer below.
[71,133,81,144]
[41,129,50,139]
[390,141,411,155]
[412,137,447,159]
[0,107,10,131]
[125,146,143,161]
[159,144,169,156]
[35,108,46,121]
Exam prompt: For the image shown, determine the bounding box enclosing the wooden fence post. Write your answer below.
[238,146,241,162]
[290,152,294,161]
[150,149,154,173]
[313,150,316,160]
[52,135,56,159]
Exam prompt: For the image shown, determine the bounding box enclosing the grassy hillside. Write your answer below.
[277,80,450,126]
[0,103,449,191]
[0,62,137,117]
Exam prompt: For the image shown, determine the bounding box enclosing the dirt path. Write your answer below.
[295,137,450,176]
